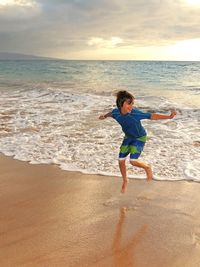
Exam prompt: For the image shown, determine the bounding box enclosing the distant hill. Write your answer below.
[0,52,55,60]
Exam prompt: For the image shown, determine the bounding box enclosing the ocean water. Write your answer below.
[0,60,200,181]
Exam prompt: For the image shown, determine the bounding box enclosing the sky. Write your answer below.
[0,0,200,60]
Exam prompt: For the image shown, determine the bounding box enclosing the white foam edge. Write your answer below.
[1,151,199,182]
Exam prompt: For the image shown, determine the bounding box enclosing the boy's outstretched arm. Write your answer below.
[99,111,112,120]
[151,110,177,120]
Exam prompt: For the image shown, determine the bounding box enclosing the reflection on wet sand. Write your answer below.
[112,208,148,267]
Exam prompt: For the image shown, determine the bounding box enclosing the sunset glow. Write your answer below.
[184,0,200,5]
[0,0,200,60]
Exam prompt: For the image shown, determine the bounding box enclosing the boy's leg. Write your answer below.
[118,137,130,193]
[129,137,153,181]
[130,160,153,180]
[119,159,129,193]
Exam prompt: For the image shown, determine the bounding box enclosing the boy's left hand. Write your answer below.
[169,110,177,119]
[99,115,105,120]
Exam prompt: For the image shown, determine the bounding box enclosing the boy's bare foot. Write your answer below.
[121,179,129,193]
[145,164,153,181]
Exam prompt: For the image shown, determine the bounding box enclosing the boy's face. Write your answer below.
[121,98,134,114]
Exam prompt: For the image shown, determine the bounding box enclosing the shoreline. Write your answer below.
[1,153,200,266]
[0,153,197,183]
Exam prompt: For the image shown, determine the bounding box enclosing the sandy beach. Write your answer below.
[1,153,200,267]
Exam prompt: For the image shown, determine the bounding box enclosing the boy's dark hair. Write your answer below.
[116,90,134,110]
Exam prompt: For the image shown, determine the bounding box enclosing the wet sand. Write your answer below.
[1,154,200,267]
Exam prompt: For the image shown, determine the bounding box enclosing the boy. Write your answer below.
[99,90,177,193]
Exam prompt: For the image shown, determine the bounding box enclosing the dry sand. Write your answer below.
[1,153,200,267]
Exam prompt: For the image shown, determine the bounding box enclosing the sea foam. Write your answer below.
[0,84,199,182]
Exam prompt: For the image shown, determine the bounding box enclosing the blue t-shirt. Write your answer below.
[111,108,151,138]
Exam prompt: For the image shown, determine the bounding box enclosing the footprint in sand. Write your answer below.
[103,197,120,207]
[103,197,138,211]
[136,195,152,201]
[193,231,200,247]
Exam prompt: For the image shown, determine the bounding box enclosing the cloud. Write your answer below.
[0,0,40,21]
[0,0,200,58]
[88,37,124,48]
[0,0,35,7]
[0,0,39,11]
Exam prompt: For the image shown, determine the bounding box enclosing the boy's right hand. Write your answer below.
[169,110,177,119]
